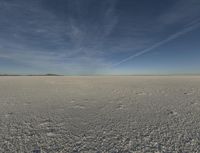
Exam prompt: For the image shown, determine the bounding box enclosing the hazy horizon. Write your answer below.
[0,0,200,75]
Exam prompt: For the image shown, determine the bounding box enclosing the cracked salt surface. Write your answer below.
[0,76,200,152]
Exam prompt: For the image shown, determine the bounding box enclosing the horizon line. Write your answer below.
[1,73,200,76]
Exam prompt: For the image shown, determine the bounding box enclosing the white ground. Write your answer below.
[0,76,200,153]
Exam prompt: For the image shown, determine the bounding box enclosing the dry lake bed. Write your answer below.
[0,76,200,153]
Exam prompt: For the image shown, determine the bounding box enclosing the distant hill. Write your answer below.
[28,74,63,76]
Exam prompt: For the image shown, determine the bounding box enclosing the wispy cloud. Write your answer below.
[0,0,200,74]
[0,0,118,74]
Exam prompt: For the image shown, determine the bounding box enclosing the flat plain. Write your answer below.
[0,76,200,153]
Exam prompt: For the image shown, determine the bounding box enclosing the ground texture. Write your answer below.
[0,76,200,153]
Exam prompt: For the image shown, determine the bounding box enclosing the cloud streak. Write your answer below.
[111,18,200,67]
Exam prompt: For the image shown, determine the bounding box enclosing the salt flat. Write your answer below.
[0,76,200,152]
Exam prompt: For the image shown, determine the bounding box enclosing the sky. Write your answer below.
[0,0,200,75]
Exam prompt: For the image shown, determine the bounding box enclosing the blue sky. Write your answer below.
[0,0,200,75]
